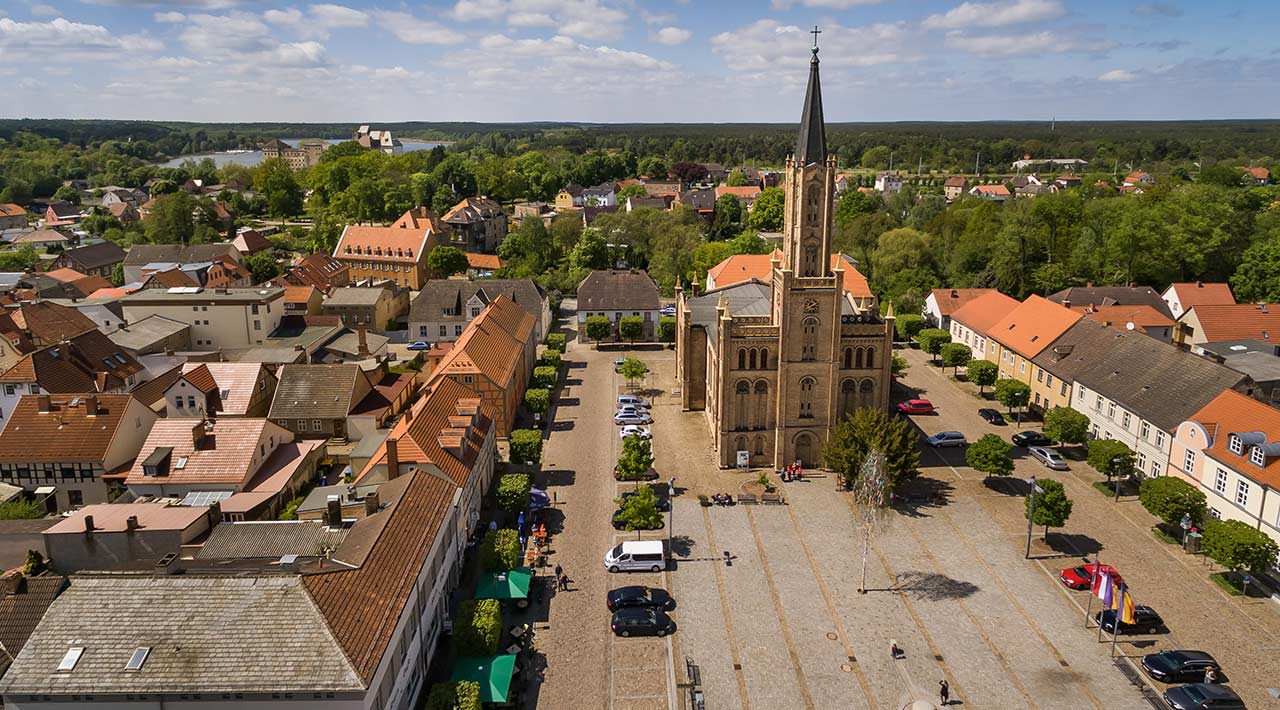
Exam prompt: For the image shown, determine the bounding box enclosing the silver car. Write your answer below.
[615,411,652,425]
[926,431,967,447]
[1028,446,1068,470]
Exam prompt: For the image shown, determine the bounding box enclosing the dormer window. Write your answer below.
[1229,435,1243,455]
[1251,446,1266,467]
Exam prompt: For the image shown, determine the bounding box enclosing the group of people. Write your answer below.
[553,564,571,591]
[779,461,805,482]
[710,493,735,506]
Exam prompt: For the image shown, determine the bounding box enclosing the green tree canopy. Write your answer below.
[940,342,972,373]
[426,681,482,710]
[616,436,655,480]
[524,388,549,417]
[916,328,951,362]
[658,316,676,343]
[427,245,471,277]
[242,250,281,284]
[993,378,1031,413]
[894,314,927,341]
[1086,439,1135,482]
[614,485,664,531]
[967,359,998,393]
[618,183,647,200]
[1042,406,1089,446]
[619,316,643,344]
[254,157,304,219]
[747,188,785,231]
[823,407,920,490]
[1026,478,1073,536]
[835,189,876,226]
[585,315,612,343]
[710,193,743,239]
[144,192,196,244]
[619,356,648,388]
[967,433,1014,478]
[479,528,522,571]
[1139,476,1207,529]
[1231,236,1280,303]
[454,599,502,656]
[509,427,544,465]
[1202,518,1280,573]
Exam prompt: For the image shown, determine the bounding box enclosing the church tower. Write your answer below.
[780,35,837,280]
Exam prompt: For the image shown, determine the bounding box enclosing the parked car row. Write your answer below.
[615,394,653,426]
[608,585,676,637]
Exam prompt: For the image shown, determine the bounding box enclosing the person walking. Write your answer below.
[554,563,563,580]
[559,573,569,591]
[939,679,950,705]
[1204,666,1218,684]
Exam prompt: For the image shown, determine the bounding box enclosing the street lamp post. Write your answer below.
[1025,475,1044,559]
[1110,454,1124,502]
[667,478,676,551]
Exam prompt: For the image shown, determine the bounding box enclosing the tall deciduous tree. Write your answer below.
[967,434,1014,479]
[1202,519,1279,574]
[427,245,470,277]
[1042,406,1089,447]
[966,360,997,394]
[254,157,303,219]
[1025,478,1072,538]
[1138,476,1207,530]
[144,192,195,244]
[747,188,785,231]
[993,378,1031,413]
[916,328,951,363]
[940,342,972,374]
[1086,439,1135,486]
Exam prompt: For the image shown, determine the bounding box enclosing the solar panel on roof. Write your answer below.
[181,490,232,507]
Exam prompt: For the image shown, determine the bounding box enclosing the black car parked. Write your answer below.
[1142,650,1221,684]
[1095,606,1163,634]
[1011,430,1053,447]
[978,408,1006,425]
[1163,683,1245,710]
[606,585,674,611]
[611,607,675,637]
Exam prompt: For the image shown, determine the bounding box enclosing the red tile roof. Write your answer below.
[989,295,1081,358]
[356,376,493,486]
[1187,303,1280,343]
[0,394,139,463]
[1166,282,1235,310]
[0,204,25,218]
[973,184,1011,196]
[714,186,762,200]
[949,290,1021,337]
[465,253,506,270]
[335,225,434,265]
[929,288,996,317]
[19,301,96,343]
[706,249,873,298]
[1072,304,1173,334]
[42,268,88,284]
[125,418,286,487]
[1187,388,1280,489]
[46,503,207,535]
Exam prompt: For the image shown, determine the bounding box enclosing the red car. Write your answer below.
[1060,563,1123,590]
[896,399,935,415]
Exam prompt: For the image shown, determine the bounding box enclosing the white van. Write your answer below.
[604,540,666,573]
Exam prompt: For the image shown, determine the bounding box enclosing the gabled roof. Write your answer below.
[1165,282,1235,310]
[105,314,189,352]
[323,286,389,307]
[929,288,996,317]
[1071,304,1173,334]
[1048,285,1173,318]
[389,207,444,233]
[0,204,26,218]
[178,362,269,415]
[684,280,773,348]
[577,270,660,311]
[466,253,506,270]
[334,225,433,264]
[12,229,69,244]
[196,520,350,560]
[1,329,143,392]
[59,241,125,270]
[442,196,503,224]
[1190,390,1280,487]
[0,393,139,464]
[125,418,285,487]
[357,376,493,486]
[943,176,968,187]
[704,249,871,298]
[283,285,319,305]
[288,253,348,291]
[304,469,455,683]
[1187,303,1280,343]
[989,295,1080,359]
[949,290,1021,337]
[429,304,524,389]
[123,243,240,268]
[409,278,544,324]
[680,189,717,212]
[0,575,66,663]
[268,364,368,420]
[714,186,762,200]
[972,184,1011,196]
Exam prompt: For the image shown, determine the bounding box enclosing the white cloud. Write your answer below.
[651,26,691,45]
[942,29,1057,56]
[441,33,676,91]
[448,0,506,21]
[0,17,161,55]
[153,10,186,22]
[265,40,327,66]
[30,4,59,17]
[508,12,553,28]
[377,11,465,45]
[309,4,368,29]
[264,4,366,38]
[771,0,881,8]
[448,0,627,40]
[81,0,248,8]
[922,0,1064,31]
[639,9,674,25]
[263,7,303,25]
[1098,69,1137,81]
[712,19,918,74]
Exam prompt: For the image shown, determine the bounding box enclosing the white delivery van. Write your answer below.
[604,540,666,573]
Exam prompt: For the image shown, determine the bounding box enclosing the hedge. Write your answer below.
[509,430,543,466]
[454,599,502,656]
[545,333,566,350]
[532,365,558,389]
[539,348,562,368]
[496,472,532,512]
[480,528,522,571]
[425,681,481,710]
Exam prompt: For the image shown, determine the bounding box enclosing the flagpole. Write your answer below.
[1109,584,1125,657]
[1084,555,1097,629]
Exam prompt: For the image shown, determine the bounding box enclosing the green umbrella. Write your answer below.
[473,568,533,605]
[451,655,517,703]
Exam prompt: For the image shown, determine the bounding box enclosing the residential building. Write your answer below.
[322,285,407,330]
[36,269,112,300]
[260,138,325,170]
[332,219,439,290]
[42,202,80,227]
[275,252,350,292]
[1123,171,1155,186]
[582,182,617,207]
[555,184,585,209]
[679,189,716,219]
[11,229,71,251]
[644,180,684,197]
[352,124,403,153]
[1240,166,1271,185]
[0,571,66,679]
[675,46,894,469]
[42,502,213,574]
[948,290,1020,362]
[105,315,191,356]
[576,269,661,343]
[1162,281,1236,319]
[0,329,145,424]
[465,253,506,276]
[627,195,673,212]
[1010,157,1088,172]
[0,204,26,230]
[943,176,969,202]
[427,295,534,436]
[441,196,507,253]
[923,288,995,329]
[706,250,875,312]
[163,362,277,418]
[0,393,157,510]
[121,244,242,284]
[874,172,903,194]
[194,518,351,560]
[231,228,273,256]
[1172,390,1280,548]
[1176,303,1280,354]
[512,201,552,226]
[1048,285,1173,317]
[138,258,251,291]
[987,295,1081,385]
[15,301,97,346]
[1200,340,1280,404]
[970,184,1011,202]
[409,278,549,344]
[126,417,322,521]
[714,185,762,210]
[51,241,125,278]
[121,287,284,349]
[268,363,386,441]
[1028,318,1118,413]
[1069,303,1175,341]
[283,285,323,315]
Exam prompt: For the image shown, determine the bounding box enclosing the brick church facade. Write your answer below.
[675,42,894,469]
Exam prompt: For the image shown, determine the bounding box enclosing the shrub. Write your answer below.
[585,315,612,343]
[1202,518,1279,573]
[545,333,566,350]
[966,359,997,393]
[524,388,549,417]
[0,499,44,520]
[658,316,676,343]
[532,365,558,389]
[894,314,927,341]
[539,348,562,368]
[426,681,482,710]
[480,528,522,571]
[496,473,532,512]
[454,599,502,656]
[1139,476,1207,529]
[508,431,543,466]
[619,315,643,343]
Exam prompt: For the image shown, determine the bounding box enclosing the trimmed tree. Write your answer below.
[1042,406,1089,447]
[1025,478,1073,539]
[967,433,1015,479]
[1202,518,1280,576]
[524,388,549,424]
[426,681,482,710]
[619,356,648,390]
[993,378,1031,414]
[508,431,543,467]
[658,316,676,343]
[916,328,952,363]
[545,333,566,350]
[940,342,972,375]
[479,528,522,571]
[585,315,612,345]
[823,407,920,490]
[532,365,558,390]
[615,436,655,481]
[496,473,533,512]
[427,245,471,277]
[614,485,664,531]
[619,315,643,344]
[539,348,562,368]
[894,314,927,342]
[1086,439,1135,488]
[1139,476,1207,534]
[454,599,502,656]
[967,359,997,394]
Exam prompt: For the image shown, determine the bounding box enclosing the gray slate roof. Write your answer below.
[60,241,125,270]
[323,286,389,307]
[1037,318,1248,431]
[577,270,659,312]
[0,576,364,694]
[1218,351,1280,384]
[409,278,545,323]
[1046,286,1172,318]
[686,280,772,348]
[196,521,350,560]
[268,364,365,419]
[123,243,240,268]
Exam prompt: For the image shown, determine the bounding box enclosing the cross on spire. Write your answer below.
[810,25,821,52]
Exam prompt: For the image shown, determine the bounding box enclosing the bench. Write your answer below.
[761,492,784,505]
[737,493,758,505]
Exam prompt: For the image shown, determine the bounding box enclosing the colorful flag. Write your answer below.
[1095,569,1114,607]
[1117,583,1136,624]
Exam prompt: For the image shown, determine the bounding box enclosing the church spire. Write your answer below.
[794,26,827,167]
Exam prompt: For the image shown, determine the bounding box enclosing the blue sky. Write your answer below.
[1,0,1278,122]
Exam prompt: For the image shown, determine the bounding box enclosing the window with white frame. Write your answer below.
[1228,435,1243,455]
[1156,431,1165,448]
[1108,402,1116,418]
[1137,452,1147,470]
[1141,421,1150,439]
[1236,480,1250,507]
[1122,412,1131,429]
[1151,461,1161,477]
[1185,449,1197,473]
[1037,370,1044,383]
[1209,507,1221,520]
[1095,394,1103,410]
[1214,468,1227,494]
[1251,447,1266,467]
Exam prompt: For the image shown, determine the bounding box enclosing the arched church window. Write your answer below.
[799,377,816,418]
[738,349,746,369]
[749,349,758,370]
[760,347,769,369]
[865,346,876,369]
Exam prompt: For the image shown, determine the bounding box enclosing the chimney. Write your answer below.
[364,491,380,516]
[85,395,99,416]
[84,514,95,534]
[207,501,221,529]
[0,569,22,596]
[950,289,958,298]
[386,437,400,479]
[37,394,52,413]
[125,515,138,533]
[57,340,70,360]
[357,327,369,357]
[326,495,343,526]
[1261,304,1269,313]
[191,420,207,448]
[1062,300,1071,309]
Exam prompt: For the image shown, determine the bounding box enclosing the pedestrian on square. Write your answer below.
[559,573,570,591]
[939,679,950,705]
[1204,666,1218,684]
[554,563,563,579]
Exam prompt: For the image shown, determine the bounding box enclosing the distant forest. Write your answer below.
[1,118,1278,174]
